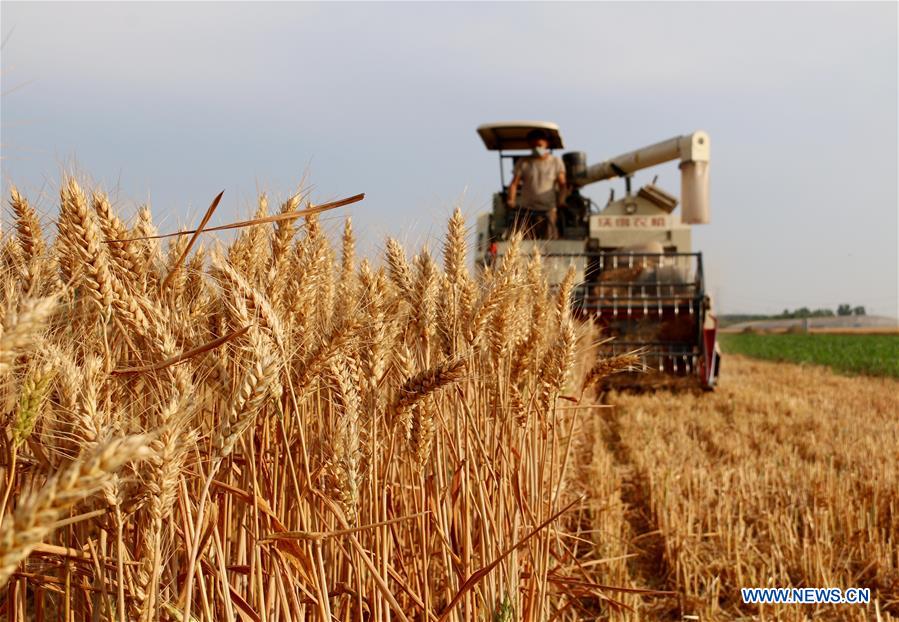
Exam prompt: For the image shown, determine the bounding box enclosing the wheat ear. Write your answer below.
[0,434,152,587]
[385,237,415,300]
[393,356,467,420]
[0,296,57,375]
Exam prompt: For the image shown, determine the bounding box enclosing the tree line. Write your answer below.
[776,304,866,319]
[720,304,867,327]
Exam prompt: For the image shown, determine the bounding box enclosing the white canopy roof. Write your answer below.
[477,121,564,151]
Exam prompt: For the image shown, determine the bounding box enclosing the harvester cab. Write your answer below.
[475,121,721,389]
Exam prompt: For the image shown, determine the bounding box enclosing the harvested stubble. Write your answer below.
[608,355,899,621]
[0,180,635,620]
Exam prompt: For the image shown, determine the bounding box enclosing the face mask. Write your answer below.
[533,146,549,157]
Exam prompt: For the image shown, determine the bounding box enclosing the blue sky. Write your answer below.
[2,2,896,316]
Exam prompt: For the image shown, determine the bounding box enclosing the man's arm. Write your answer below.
[507,171,522,207]
[555,169,568,206]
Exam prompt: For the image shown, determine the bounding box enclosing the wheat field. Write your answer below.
[0,180,646,621]
[1,180,897,621]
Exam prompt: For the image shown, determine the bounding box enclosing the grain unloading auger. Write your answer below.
[475,121,721,389]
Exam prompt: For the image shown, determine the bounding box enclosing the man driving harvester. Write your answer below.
[506,129,567,239]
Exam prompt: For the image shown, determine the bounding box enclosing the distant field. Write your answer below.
[721,314,898,333]
[719,333,899,378]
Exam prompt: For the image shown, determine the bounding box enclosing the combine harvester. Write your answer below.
[476,121,720,389]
